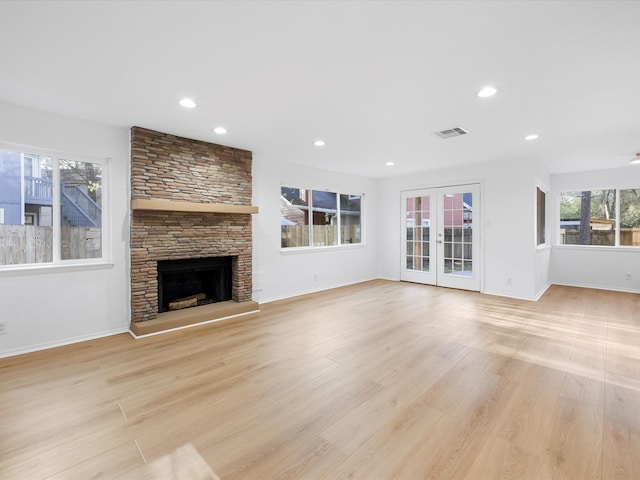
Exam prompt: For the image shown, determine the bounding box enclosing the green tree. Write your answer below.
[560,192,580,220]
[621,188,640,228]
[59,160,102,203]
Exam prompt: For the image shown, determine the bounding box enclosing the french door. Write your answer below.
[401,184,480,291]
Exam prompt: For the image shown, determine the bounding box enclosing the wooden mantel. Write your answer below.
[131,198,259,215]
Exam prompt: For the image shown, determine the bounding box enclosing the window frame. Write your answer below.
[0,142,111,271]
[280,185,365,252]
[536,186,547,247]
[556,186,640,249]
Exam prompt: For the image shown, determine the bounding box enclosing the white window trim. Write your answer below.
[556,187,639,248]
[0,141,111,270]
[280,186,365,252]
[535,184,548,248]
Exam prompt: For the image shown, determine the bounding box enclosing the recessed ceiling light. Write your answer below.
[213,126,227,135]
[524,134,539,141]
[385,162,395,166]
[630,153,640,165]
[179,98,197,108]
[477,86,498,98]
[313,140,326,147]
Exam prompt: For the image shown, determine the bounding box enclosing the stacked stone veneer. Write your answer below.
[130,127,253,323]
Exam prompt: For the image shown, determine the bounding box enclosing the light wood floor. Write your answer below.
[1,280,639,479]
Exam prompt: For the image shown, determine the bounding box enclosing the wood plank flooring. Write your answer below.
[1,280,639,479]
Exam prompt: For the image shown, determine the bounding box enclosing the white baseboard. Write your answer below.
[256,277,378,305]
[551,281,640,295]
[0,327,129,359]
[482,289,539,302]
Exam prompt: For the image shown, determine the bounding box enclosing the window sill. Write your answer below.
[553,244,639,253]
[0,261,114,277]
[281,243,366,255]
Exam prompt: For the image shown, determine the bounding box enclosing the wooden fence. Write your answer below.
[561,228,640,246]
[281,225,361,248]
[0,225,101,264]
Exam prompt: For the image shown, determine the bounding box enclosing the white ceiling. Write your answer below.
[1,1,639,178]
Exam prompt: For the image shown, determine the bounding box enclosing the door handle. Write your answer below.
[437,240,443,244]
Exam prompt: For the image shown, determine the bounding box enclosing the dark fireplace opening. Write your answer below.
[157,256,232,313]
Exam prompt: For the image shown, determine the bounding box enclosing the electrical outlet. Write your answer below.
[625,273,633,281]
[0,321,7,335]
[506,277,513,285]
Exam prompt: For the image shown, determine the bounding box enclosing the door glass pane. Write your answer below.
[443,191,473,277]
[405,195,430,272]
[444,258,452,273]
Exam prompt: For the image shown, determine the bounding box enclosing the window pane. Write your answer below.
[312,190,337,246]
[536,187,546,246]
[0,150,53,265]
[620,188,640,246]
[60,159,103,260]
[340,194,361,244]
[560,190,616,246]
[281,187,310,248]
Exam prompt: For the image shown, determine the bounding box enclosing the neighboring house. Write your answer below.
[281,188,361,227]
[0,150,53,226]
[0,150,101,228]
[406,192,473,228]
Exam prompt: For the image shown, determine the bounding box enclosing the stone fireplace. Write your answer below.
[129,127,258,335]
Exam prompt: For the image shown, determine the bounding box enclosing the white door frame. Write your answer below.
[400,183,481,292]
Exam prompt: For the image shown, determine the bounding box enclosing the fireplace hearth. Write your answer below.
[157,257,232,313]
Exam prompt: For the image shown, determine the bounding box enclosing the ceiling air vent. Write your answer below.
[434,127,468,139]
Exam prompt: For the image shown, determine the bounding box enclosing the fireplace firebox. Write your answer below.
[157,257,232,313]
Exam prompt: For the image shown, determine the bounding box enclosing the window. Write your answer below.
[0,147,106,266]
[620,188,640,246]
[281,186,362,249]
[559,188,640,247]
[536,187,546,246]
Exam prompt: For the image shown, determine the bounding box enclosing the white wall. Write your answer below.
[0,102,130,358]
[550,166,640,293]
[252,155,379,303]
[6,101,634,357]
[378,158,550,301]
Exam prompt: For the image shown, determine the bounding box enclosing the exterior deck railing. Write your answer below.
[24,176,53,205]
[23,177,101,227]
